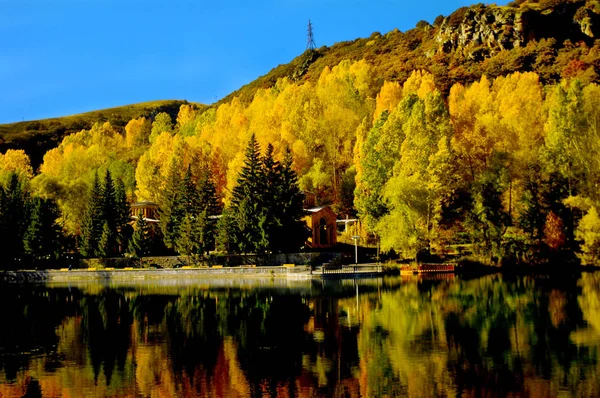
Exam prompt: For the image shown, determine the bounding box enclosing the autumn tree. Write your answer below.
[149,112,173,143]
[0,150,34,183]
[574,206,600,265]
[354,112,393,230]
[376,91,453,258]
[543,211,566,252]
[32,121,132,235]
[125,117,151,149]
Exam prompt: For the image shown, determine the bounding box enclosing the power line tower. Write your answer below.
[306,19,316,51]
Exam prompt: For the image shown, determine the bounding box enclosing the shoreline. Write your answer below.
[0,264,386,283]
[2,263,598,283]
[0,266,314,282]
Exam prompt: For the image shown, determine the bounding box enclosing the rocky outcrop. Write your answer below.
[436,1,600,58]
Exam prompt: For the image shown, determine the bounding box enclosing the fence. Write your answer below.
[321,264,383,276]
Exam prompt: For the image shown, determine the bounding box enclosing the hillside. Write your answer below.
[2,0,600,167]
[0,100,205,169]
[220,0,600,104]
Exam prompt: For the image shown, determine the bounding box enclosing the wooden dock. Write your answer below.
[400,263,456,275]
[317,264,384,278]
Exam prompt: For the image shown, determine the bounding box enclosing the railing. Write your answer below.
[321,264,383,275]
[417,263,455,273]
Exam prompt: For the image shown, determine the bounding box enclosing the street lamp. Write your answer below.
[352,235,360,265]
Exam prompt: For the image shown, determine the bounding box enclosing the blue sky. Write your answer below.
[0,0,508,123]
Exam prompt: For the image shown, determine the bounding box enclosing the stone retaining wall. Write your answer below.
[1,266,313,282]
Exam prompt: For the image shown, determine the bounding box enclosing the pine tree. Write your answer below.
[23,197,62,260]
[99,170,118,257]
[179,166,201,213]
[128,212,152,258]
[176,213,201,258]
[114,179,132,255]
[197,173,219,254]
[230,134,264,253]
[0,173,30,265]
[274,149,308,252]
[257,143,281,252]
[159,158,183,250]
[80,172,104,257]
[98,221,114,258]
[215,208,238,253]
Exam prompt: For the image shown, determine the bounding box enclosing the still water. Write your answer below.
[0,273,599,397]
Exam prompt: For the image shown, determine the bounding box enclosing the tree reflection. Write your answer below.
[0,286,78,381]
[80,291,133,385]
[0,274,599,396]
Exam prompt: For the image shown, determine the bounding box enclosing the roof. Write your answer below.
[131,201,159,207]
[305,206,338,218]
[336,219,358,223]
[131,215,159,223]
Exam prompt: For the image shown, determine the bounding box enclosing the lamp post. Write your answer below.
[375,232,380,264]
[352,235,359,265]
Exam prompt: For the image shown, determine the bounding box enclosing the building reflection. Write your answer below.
[0,274,599,397]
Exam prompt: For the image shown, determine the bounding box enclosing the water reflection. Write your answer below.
[0,273,599,397]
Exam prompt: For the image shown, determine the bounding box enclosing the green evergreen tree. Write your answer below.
[274,148,308,252]
[215,208,238,253]
[98,221,114,258]
[100,170,118,256]
[230,134,264,253]
[115,179,132,255]
[128,212,152,258]
[196,172,219,254]
[23,197,62,261]
[159,158,183,250]
[80,172,104,257]
[179,166,201,213]
[174,167,200,256]
[257,143,281,253]
[173,166,221,257]
[0,173,29,265]
[176,213,201,258]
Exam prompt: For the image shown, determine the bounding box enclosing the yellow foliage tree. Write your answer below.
[449,76,496,181]
[33,122,131,234]
[0,149,34,182]
[403,70,436,99]
[125,117,151,148]
[373,81,402,121]
[575,206,600,265]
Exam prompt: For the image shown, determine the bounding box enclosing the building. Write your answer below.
[303,206,338,248]
[130,201,160,223]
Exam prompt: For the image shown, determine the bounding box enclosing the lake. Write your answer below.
[0,273,599,397]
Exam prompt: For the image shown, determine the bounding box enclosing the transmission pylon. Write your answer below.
[306,19,316,51]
